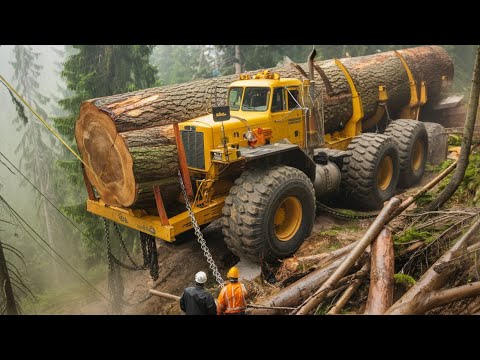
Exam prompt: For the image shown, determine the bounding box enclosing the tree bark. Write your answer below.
[148,289,180,301]
[295,197,401,315]
[75,104,179,207]
[426,46,480,211]
[279,240,359,277]
[234,45,241,74]
[364,228,394,314]
[386,216,480,315]
[409,282,480,314]
[0,240,18,315]
[75,47,453,208]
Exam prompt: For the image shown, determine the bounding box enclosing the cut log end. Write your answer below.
[75,102,136,207]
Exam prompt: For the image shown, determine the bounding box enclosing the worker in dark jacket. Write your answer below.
[179,271,217,315]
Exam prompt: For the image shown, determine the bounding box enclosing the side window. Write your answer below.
[271,87,286,113]
[287,89,300,110]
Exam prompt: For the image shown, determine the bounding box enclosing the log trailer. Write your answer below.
[82,49,454,262]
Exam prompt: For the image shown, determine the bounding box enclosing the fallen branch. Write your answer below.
[295,197,401,315]
[327,262,370,315]
[364,228,394,314]
[386,216,480,315]
[148,289,180,301]
[249,255,348,315]
[433,241,480,273]
[247,304,297,311]
[277,240,359,281]
[388,160,458,222]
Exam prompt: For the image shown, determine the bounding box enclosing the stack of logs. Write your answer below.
[249,165,480,315]
[74,46,453,209]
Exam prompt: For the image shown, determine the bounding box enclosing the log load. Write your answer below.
[75,46,453,208]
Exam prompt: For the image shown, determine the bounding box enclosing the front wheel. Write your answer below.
[222,165,315,263]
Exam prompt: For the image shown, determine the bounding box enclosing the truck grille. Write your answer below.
[181,129,205,170]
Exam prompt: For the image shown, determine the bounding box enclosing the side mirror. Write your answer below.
[212,106,231,122]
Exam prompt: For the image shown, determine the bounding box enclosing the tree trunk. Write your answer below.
[364,228,394,314]
[0,240,18,315]
[386,216,480,315]
[426,46,480,211]
[75,47,453,208]
[295,197,401,315]
[234,45,241,74]
[249,255,348,315]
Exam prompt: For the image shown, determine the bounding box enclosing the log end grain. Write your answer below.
[75,102,136,207]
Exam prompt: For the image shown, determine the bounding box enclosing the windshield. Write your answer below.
[228,87,243,111]
[242,87,270,112]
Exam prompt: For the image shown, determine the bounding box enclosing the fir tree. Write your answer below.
[53,45,157,263]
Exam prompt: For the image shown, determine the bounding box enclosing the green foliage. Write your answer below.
[54,45,157,265]
[415,192,435,206]
[452,152,480,205]
[448,135,462,146]
[394,229,433,245]
[394,273,416,287]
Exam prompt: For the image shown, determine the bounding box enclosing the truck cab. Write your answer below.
[178,71,307,174]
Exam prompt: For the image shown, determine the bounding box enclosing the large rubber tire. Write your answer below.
[341,133,400,210]
[384,119,428,188]
[222,165,315,263]
[423,122,447,166]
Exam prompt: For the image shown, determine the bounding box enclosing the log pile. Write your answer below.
[75,46,453,208]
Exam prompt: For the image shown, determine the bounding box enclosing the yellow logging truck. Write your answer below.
[86,49,453,262]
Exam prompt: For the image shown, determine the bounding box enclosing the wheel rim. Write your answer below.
[274,196,302,242]
[412,139,424,171]
[377,155,393,191]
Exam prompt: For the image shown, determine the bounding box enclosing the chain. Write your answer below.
[103,218,124,314]
[113,223,144,270]
[177,170,224,287]
[140,232,159,281]
[316,202,379,220]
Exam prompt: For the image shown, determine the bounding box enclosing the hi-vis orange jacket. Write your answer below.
[217,281,247,314]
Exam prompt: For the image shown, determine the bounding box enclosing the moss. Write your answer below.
[448,135,462,146]
[394,228,433,245]
[394,273,416,287]
[319,229,341,237]
[415,192,434,206]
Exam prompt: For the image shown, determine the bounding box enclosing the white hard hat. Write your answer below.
[195,271,207,284]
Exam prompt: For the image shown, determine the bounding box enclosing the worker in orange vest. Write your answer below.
[217,266,248,315]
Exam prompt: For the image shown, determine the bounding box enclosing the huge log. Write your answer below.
[75,47,453,208]
[75,102,179,207]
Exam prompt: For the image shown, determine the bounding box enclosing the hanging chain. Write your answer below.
[316,202,379,220]
[178,170,224,287]
[113,223,144,270]
[139,232,159,281]
[103,218,124,314]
